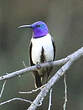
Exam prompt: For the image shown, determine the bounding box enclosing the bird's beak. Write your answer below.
[18,25,32,28]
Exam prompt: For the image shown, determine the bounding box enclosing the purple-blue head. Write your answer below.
[18,21,49,38]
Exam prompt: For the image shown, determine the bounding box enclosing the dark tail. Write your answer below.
[33,71,42,88]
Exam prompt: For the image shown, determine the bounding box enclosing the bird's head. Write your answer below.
[18,21,48,38]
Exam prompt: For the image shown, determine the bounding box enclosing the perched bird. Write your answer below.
[18,21,56,88]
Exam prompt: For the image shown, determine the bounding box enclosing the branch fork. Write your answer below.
[0,47,83,110]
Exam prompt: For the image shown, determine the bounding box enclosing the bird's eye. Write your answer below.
[36,25,41,27]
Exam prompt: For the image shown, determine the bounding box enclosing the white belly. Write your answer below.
[31,33,54,64]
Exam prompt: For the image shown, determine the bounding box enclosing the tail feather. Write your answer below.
[33,66,53,88]
[33,71,42,88]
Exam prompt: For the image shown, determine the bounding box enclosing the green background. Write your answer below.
[0,0,83,110]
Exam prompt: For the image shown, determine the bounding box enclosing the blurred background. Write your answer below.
[0,0,83,110]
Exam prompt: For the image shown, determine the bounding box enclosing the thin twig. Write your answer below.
[48,88,52,110]
[63,74,67,110]
[19,84,46,94]
[0,80,7,98]
[18,61,27,78]
[0,97,32,106]
[22,61,27,68]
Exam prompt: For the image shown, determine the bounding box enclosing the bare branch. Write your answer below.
[27,61,71,110]
[19,84,46,94]
[0,97,32,106]
[0,58,69,81]
[0,47,83,82]
[48,88,52,110]
[63,74,67,110]
[27,47,83,110]
[0,47,83,110]
[22,61,27,68]
[0,80,7,98]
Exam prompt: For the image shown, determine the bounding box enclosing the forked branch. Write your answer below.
[0,47,83,110]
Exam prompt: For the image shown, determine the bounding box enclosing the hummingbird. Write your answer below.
[18,21,56,88]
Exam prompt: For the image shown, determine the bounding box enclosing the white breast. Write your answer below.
[31,33,54,64]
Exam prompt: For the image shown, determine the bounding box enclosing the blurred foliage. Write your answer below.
[0,0,83,110]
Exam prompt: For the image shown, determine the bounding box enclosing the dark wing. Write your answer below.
[51,37,56,60]
[29,41,34,66]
